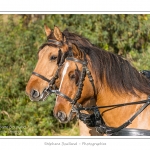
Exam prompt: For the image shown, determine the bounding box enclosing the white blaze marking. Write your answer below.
[59,62,69,90]
[56,62,69,102]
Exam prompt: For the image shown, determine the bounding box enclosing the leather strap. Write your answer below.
[106,98,150,135]
[47,39,63,47]
[55,90,73,102]
[32,72,51,83]
[66,57,87,65]
[112,128,150,136]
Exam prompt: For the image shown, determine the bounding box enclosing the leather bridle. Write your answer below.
[32,39,66,96]
[55,55,96,112]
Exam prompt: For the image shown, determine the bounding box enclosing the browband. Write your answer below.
[47,39,63,47]
[66,57,87,65]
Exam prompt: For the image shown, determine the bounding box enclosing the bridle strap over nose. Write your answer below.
[32,72,51,83]
[55,90,73,102]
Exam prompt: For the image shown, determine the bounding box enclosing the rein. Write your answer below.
[79,97,150,135]
[55,54,150,135]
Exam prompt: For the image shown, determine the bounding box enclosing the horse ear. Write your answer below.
[44,25,51,37]
[72,44,84,60]
[54,26,63,41]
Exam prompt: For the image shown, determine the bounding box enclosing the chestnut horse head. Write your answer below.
[26,25,70,101]
[54,43,150,135]
[53,44,96,123]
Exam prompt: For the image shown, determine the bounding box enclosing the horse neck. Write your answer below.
[95,81,149,128]
[86,53,150,129]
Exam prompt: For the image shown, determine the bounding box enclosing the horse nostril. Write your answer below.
[31,89,40,98]
[57,111,66,122]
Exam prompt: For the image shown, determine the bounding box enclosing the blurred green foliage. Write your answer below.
[0,14,150,135]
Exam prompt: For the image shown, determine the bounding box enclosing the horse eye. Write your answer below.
[50,56,57,61]
[70,74,75,79]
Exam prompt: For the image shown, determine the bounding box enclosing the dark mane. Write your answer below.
[63,29,150,96]
[88,47,150,96]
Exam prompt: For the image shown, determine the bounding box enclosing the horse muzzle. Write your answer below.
[53,110,75,123]
[28,88,52,101]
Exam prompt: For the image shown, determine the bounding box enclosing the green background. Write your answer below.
[0,14,150,135]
